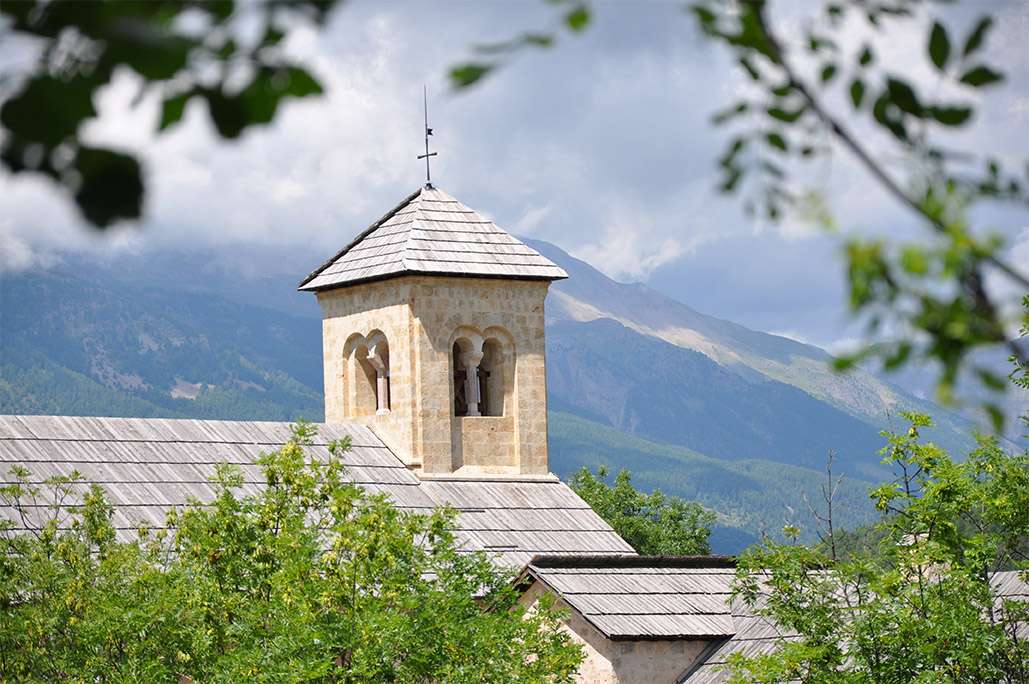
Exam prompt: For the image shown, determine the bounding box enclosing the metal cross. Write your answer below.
[417,85,437,188]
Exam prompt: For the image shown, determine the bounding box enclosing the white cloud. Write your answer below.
[1,0,1026,350]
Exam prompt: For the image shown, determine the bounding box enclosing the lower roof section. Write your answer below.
[0,415,633,568]
[519,554,740,641]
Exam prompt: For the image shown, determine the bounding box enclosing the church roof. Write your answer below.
[519,555,739,641]
[0,415,632,569]
[298,186,568,291]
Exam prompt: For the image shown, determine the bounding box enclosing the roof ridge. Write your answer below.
[299,186,567,292]
[528,554,737,569]
[297,187,424,289]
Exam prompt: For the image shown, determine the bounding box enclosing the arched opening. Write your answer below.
[480,338,504,417]
[452,334,506,418]
[352,346,378,417]
[347,333,391,417]
[368,337,390,414]
[452,339,479,415]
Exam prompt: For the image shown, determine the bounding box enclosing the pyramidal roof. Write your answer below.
[299,186,567,291]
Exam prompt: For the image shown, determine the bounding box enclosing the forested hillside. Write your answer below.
[2,243,989,551]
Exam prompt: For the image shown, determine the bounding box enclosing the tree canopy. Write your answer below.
[727,412,1029,682]
[0,423,583,683]
[569,466,715,556]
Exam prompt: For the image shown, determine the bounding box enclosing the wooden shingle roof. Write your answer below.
[298,186,568,291]
[520,555,740,641]
[0,415,631,569]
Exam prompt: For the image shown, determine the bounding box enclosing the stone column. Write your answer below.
[367,343,390,414]
[459,349,484,417]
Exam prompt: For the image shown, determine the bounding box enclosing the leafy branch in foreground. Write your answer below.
[570,466,715,555]
[0,422,583,683]
[691,0,1028,429]
[0,0,339,227]
[727,410,1029,682]
[451,0,1029,430]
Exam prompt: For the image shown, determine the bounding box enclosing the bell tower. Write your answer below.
[299,186,567,476]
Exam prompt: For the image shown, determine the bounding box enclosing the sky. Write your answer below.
[1,0,1027,351]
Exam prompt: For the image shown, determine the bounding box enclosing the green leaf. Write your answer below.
[449,63,494,89]
[262,25,285,47]
[928,22,950,71]
[959,65,1003,87]
[738,57,761,81]
[712,101,749,125]
[0,74,98,147]
[850,79,865,108]
[820,63,837,83]
[886,78,922,115]
[565,5,590,32]
[859,45,874,66]
[159,92,190,131]
[282,67,323,98]
[72,146,143,227]
[767,106,804,123]
[929,105,972,126]
[765,131,788,152]
[963,16,992,56]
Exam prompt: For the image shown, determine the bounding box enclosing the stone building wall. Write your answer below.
[316,275,551,475]
[519,582,710,684]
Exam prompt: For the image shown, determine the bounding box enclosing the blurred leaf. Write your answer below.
[712,101,749,125]
[449,63,494,89]
[159,92,191,131]
[765,131,788,152]
[565,5,590,32]
[101,25,192,81]
[850,79,865,108]
[262,25,285,46]
[73,146,144,227]
[963,16,992,57]
[886,78,922,115]
[928,22,950,71]
[930,105,972,126]
[216,38,237,59]
[767,106,803,123]
[859,45,874,66]
[959,65,1003,87]
[984,403,1004,433]
[900,246,929,274]
[0,74,97,148]
[282,67,323,97]
[820,63,838,83]
[738,57,761,81]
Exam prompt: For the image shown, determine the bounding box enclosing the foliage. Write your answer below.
[569,465,715,555]
[451,0,1029,430]
[0,0,338,227]
[726,411,1029,682]
[0,423,583,683]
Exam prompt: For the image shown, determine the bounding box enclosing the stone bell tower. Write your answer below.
[299,186,567,476]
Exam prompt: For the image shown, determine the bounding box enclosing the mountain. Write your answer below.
[533,239,982,464]
[0,243,994,552]
[1,264,322,421]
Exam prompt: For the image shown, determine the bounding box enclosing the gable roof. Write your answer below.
[0,415,632,569]
[519,554,740,641]
[298,186,568,291]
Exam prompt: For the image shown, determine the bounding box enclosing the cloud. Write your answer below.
[0,225,55,273]
[1,0,1026,351]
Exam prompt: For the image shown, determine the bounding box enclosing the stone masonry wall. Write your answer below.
[519,582,710,683]
[316,275,551,474]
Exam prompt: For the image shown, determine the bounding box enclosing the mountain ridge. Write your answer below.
[0,240,988,551]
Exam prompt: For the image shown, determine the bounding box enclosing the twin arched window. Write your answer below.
[348,334,390,416]
[453,337,505,417]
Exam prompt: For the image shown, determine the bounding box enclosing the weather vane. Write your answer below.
[417,85,437,188]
